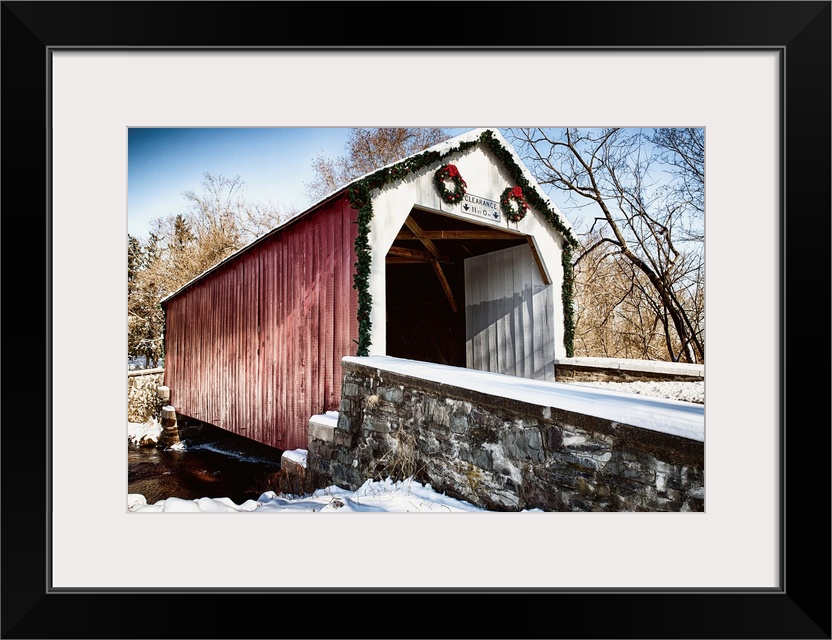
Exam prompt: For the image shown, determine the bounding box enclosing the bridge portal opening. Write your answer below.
[384,207,528,368]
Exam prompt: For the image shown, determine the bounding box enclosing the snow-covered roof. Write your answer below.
[162,128,571,304]
[308,127,574,234]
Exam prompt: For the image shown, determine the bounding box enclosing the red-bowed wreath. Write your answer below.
[433,164,467,204]
[500,186,529,222]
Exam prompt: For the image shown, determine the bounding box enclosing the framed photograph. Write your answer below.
[3,2,829,638]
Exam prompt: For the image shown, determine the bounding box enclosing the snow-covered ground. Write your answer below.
[565,379,704,404]
[127,417,164,447]
[128,421,488,512]
[128,356,163,371]
[129,475,488,513]
[128,377,703,513]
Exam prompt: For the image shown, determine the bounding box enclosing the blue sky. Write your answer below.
[127,127,703,249]
[127,127,471,240]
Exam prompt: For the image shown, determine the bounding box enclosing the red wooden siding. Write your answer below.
[163,196,359,451]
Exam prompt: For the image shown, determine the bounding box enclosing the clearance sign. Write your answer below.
[455,193,501,223]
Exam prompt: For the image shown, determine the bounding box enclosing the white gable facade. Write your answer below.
[363,128,573,380]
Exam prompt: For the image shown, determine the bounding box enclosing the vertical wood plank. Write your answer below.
[503,247,515,376]
[512,244,526,378]
[543,284,555,379]
[473,253,486,371]
[520,245,534,378]
[468,256,479,370]
[324,219,335,410]
[464,258,473,369]
[492,248,504,374]
[486,250,497,373]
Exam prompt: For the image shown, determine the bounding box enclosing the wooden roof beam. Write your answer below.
[395,229,520,241]
[431,261,457,313]
[404,216,457,313]
[387,246,433,261]
[386,257,433,264]
[403,216,443,261]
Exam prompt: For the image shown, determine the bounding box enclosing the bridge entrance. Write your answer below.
[385,206,552,377]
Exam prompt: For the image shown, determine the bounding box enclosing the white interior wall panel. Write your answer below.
[465,243,555,380]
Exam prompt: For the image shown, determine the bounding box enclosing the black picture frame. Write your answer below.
[2,2,829,638]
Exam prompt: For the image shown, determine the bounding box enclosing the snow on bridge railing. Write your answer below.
[127,367,165,377]
[555,357,704,378]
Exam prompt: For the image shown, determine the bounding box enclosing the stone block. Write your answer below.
[381,386,404,403]
[333,429,354,448]
[450,415,468,434]
[309,420,336,443]
[341,382,360,398]
[336,413,352,432]
[543,426,563,451]
[363,414,390,434]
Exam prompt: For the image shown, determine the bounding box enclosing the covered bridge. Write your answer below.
[161,128,579,451]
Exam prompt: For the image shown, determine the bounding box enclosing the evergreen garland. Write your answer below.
[478,129,578,246]
[561,244,576,357]
[348,183,374,356]
[350,130,580,357]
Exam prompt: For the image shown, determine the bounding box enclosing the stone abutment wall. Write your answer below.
[127,368,165,423]
[307,360,704,512]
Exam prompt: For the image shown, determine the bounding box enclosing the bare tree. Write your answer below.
[181,173,291,250]
[508,128,705,364]
[652,127,705,217]
[127,173,296,365]
[148,172,296,286]
[304,127,450,202]
[572,229,704,361]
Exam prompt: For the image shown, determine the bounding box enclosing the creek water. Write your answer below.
[128,421,285,505]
